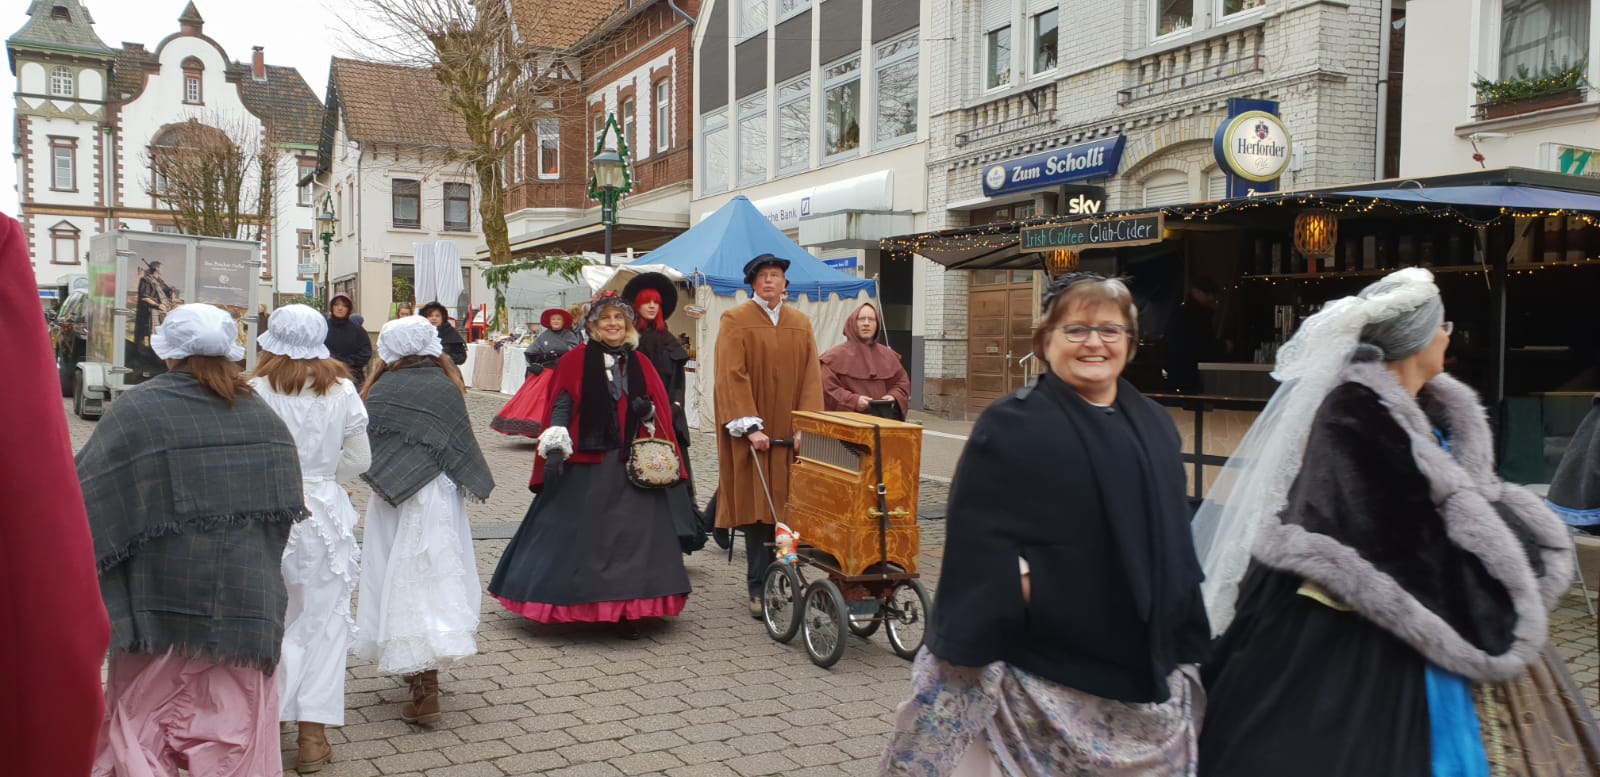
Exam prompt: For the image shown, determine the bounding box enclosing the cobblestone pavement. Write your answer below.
[61,390,1594,776]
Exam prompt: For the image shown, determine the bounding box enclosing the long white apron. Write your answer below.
[352,473,480,676]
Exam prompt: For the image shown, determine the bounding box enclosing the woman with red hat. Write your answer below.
[491,307,584,437]
[623,272,704,553]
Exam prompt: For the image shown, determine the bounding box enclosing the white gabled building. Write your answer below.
[312,57,489,338]
[8,1,323,292]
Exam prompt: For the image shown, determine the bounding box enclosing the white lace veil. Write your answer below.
[1192,267,1443,634]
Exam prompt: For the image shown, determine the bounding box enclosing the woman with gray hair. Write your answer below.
[880,272,1209,776]
[1195,268,1599,775]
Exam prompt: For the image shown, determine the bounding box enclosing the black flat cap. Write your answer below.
[742,253,791,285]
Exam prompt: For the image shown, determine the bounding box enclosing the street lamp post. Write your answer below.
[588,113,632,266]
[315,194,338,305]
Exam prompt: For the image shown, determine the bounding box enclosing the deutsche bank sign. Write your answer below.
[981,136,1126,197]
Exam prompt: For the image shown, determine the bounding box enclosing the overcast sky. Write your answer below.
[1,0,351,216]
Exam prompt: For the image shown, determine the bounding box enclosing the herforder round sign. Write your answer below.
[1215,110,1292,183]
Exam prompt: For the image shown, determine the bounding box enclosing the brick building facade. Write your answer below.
[502,0,701,258]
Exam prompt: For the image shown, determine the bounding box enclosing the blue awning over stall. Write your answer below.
[626,195,876,300]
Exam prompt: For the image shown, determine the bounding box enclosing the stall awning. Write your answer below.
[1330,184,1600,211]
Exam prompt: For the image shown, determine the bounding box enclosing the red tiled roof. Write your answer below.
[330,57,469,148]
[509,0,630,50]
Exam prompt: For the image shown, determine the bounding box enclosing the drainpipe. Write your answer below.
[666,0,694,26]
[1374,0,1393,179]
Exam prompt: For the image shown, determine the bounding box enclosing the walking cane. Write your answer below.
[730,438,792,562]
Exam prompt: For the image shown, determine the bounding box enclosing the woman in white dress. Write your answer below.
[249,304,370,773]
[354,315,494,725]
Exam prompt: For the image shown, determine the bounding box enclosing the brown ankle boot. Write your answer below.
[294,721,333,773]
[400,670,442,725]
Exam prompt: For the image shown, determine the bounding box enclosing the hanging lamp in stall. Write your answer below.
[1293,209,1338,271]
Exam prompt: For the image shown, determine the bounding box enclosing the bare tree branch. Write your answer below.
[142,114,275,240]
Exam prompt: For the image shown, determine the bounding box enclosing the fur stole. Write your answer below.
[1253,362,1573,681]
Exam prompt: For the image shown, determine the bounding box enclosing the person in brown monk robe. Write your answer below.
[819,301,910,420]
[714,254,824,619]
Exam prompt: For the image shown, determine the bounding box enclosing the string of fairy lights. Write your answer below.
[880,193,1600,259]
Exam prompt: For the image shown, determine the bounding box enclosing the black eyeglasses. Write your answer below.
[1059,324,1128,343]
[1441,321,1454,336]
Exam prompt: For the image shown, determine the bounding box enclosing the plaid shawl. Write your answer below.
[75,370,306,673]
[363,361,494,506]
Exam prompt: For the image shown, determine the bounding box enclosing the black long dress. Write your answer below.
[487,347,691,623]
[637,324,704,553]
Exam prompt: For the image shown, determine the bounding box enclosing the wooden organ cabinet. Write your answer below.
[785,411,922,576]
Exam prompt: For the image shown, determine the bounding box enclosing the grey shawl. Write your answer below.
[75,369,306,673]
[362,360,495,506]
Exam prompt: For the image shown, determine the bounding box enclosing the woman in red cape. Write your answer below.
[487,292,692,639]
[490,307,583,437]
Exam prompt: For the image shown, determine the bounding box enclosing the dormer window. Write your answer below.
[50,5,70,22]
[181,57,203,104]
[50,66,73,97]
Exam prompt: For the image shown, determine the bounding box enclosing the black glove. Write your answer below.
[629,396,655,423]
[543,450,565,486]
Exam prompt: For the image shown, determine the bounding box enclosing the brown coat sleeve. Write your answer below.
[714,307,759,425]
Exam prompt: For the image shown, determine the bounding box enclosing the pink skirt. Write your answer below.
[94,650,280,777]
[494,593,687,623]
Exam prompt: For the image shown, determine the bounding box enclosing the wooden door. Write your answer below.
[966,271,1037,416]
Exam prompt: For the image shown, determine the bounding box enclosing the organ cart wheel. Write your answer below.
[847,612,881,639]
[801,579,849,668]
[885,579,932,660]
[761,563,804,643]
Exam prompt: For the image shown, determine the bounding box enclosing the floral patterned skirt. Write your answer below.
[879,650,1202,777]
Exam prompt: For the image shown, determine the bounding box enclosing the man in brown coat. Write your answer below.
[715,254,824,618]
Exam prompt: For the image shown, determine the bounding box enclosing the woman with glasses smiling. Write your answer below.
[880,272,1210,776]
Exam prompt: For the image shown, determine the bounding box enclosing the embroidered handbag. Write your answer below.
[627,436,681,489]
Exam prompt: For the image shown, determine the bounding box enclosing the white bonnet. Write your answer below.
[257,304,330,360]
[151,303,245,362]
[377,315,443,363]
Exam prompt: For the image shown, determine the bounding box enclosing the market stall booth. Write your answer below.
[891,167,1600,490]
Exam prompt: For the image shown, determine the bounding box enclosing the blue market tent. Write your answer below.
[625,195,876,300]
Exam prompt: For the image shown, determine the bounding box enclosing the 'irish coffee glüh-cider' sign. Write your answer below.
[1020,213,1165,252]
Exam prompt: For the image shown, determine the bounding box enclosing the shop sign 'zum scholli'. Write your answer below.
[982,136,1126,197]
[1215,111,1293,184]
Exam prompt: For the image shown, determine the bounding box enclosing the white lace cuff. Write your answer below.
[538,426,573,458]
[726,417,764,436]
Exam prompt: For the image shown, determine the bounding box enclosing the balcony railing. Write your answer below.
[954,85,1057,147]
[1118,25,1265,106]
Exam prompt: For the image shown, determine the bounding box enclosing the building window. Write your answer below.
[738,0,768,37]
[537,119,560,179]
[621,97,636,150]
[1219,0,1265,18]
[347,182,356,236]
[50,5,71,21]
[297,230,315,266]
[702,110,728,195]
[777,76,810,173]
[153,224,181,234]
[738,92,768,185]
[297,161,315,206]
[823,55,860,158]
[778,0,810,20]
[181,57,204,104]
[1142,171,1191,207]
[1207,168,1228,200]
[50,222,80,265]
[50,140,76,191]
[512,136,527,183]
[1031,10,1058,75]
[875,32,918,146]
[443,182,471,231]
[1500,0,1590,79]
[655,81,672,152]
[985,27,1012,89]
[49,66,73,97]
[392,178,421,229]
[592,109,607,149]
[1156,0,1193,37]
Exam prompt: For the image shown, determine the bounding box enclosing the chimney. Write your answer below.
[252,46,266,81]
[178,2,204,36]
